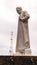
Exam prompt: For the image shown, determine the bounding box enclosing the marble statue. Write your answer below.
[16,7,31,54]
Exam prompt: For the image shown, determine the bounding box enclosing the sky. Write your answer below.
[0,0,37,55]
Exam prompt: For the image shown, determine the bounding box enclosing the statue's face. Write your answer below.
[16,7,22,14]
[17,9,22,14]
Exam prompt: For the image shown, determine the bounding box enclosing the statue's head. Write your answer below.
[16,7,22,14]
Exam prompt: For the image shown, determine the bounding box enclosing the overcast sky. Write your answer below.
[0,0,37,56]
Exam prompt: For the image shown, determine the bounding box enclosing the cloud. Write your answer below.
[0,0,37,55]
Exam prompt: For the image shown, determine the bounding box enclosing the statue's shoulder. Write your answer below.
[23,11,30,17]
[22,11,28,15]
[23,11,27,13]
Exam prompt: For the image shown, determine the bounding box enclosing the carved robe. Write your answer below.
[16,11,30,53]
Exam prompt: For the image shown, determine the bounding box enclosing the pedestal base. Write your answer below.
[25,48,31,56]
[14,48,31,56]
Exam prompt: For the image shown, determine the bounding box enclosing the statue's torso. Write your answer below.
[16,11,30,53]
